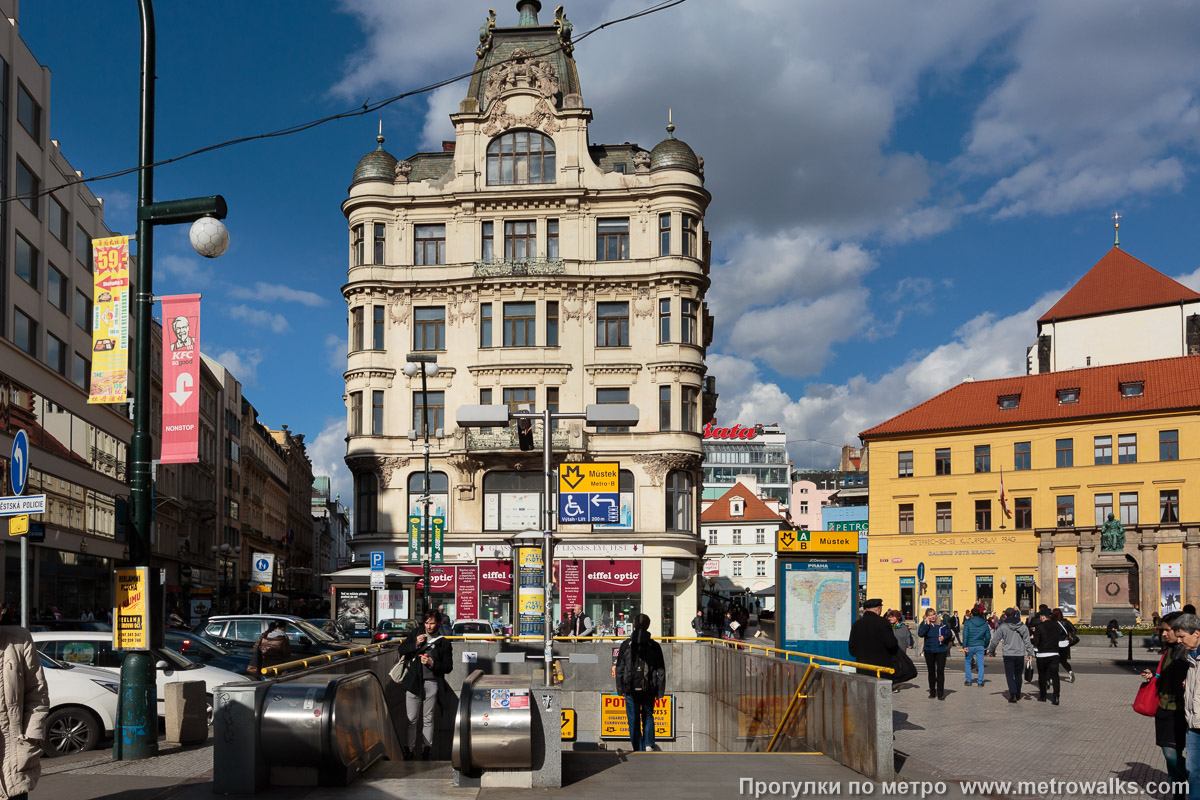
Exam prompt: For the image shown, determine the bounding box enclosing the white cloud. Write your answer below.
[228,282,328,307]
[325,333,346,375]
[210,348,263,386]
[158,253,212,289]
[228,304,290,333]
[307,417,353,517]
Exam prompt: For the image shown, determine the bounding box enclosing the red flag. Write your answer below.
[999,470,1012,518]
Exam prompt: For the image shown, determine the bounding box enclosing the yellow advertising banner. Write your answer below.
[776,529,858,553]
[113,566,150,650]
[88,235,132,404]
[599,693,675,740]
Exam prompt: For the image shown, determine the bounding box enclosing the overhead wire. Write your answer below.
[1,0,687,207]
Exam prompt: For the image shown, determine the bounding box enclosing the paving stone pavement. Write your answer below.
[894,654,1180,800]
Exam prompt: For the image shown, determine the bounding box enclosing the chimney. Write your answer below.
[442,141,456,153]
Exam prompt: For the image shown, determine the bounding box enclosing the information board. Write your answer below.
[778,559,855,661]
[599,694,675,740]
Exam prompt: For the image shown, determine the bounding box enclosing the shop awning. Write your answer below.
[753,585,775,597]
[322,567,422,582]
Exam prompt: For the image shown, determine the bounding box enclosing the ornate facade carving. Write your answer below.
[344,454,408,487]
[553,6,574,55]
[394,160,413,181]
[632,150,651,172]
[632,452,702,486]
[389,294,411,327]
[476,8,497,58]
[562,287,583,322]
[484,48,560,106]
[448,454,484,480]
[633,287,654,318]
[481,98,561,138]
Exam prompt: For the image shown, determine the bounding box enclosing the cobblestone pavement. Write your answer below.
[895,654,1177,800]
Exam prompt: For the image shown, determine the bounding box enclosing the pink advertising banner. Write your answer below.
[400,565,455,592]
[479,560,513,591]
[559,559,584,615]
[584,559,642,593]
[160,295,202,463]
[456,565,479,619]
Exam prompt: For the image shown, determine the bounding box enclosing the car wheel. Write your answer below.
[206,693,214,726]
[45,706,101,757]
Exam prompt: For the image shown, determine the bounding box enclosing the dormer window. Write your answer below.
[486,131,556,185]
[1120,381,1144,398]
[1057,388,1079,405]
[998,394,1020,411]
[730,499,744,517]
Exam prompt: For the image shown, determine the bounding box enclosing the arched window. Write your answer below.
[407,471,449,524]
[666,470,693,532]
[487,131,555,185]
[356,472,378,534]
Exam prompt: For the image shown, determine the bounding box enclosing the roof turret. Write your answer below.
[352,129,398,184]
[649,119,700,173]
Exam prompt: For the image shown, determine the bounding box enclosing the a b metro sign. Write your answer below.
[702,422,760,440]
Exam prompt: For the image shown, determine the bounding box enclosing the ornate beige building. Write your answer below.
[340,1,715,636]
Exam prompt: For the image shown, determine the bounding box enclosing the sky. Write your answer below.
[19,1,1200,508]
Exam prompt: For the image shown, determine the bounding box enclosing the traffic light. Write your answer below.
[517,417,535,451]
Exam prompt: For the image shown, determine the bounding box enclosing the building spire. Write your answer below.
[1113,211,1121,248]
[666,107,675,138]
[376,120,385,150]
[517,0,542,26]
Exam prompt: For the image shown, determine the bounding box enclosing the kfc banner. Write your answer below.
[456,565,479,619]
[559,559,584,615]
[160,295,201,463]
[88,236,132,404]
[584,559,642,592]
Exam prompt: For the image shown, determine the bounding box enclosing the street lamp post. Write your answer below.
[119,0,231,761]
[210,543,241,612]
[404,354,439,614]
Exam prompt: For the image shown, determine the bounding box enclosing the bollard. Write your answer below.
[164,681,207,745]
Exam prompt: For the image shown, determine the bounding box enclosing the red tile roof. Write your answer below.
[700,482,787,524]
[860,354,1200,439]
[1038,247,1200,324]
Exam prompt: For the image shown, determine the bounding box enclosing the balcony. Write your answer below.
[473,258,565,278]
[467,427,570,451]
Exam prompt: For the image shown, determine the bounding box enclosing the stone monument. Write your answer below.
[1089,514,1138,626]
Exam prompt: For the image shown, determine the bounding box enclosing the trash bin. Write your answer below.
[452,671,533,773]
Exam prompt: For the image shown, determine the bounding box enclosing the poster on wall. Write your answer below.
[457,565,479,619]
[1161,563,1182,615]
[1056,564,1077,616]
[336,588,371,636]
[376,589,410,621]
[517,547,544,636]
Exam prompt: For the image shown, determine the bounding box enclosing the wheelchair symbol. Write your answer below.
[564,496,583,517]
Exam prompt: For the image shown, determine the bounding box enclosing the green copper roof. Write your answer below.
[650,135,700,173]
[352,135,398,184]
[465,6,581,113]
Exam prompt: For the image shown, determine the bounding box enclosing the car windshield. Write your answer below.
[454,623,493,634]
[165,631,228,657]
[38,653,70,669]
[290,620,336,643]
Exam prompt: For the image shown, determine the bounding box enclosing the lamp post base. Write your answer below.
[114,651,158,760]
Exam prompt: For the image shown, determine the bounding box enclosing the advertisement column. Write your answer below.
[516,547,545,636]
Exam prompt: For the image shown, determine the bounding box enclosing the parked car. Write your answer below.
[40,653,119,756]
[28,620,112,633]
[163,629,252,676]
[196,614,354,658]
[306,618,352,643]
[452,619,500,638]
[32,631,250,723]
[371,619,411,643]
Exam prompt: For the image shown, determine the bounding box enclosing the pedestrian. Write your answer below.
[691,610,706,638]
[394,610,452,761]
[1107,619,1122,647]
[1050,608,1077,682]
[1171,614,1200,800]
[987,607,1034,703]
[0,623,48,791]
[569,604,594,638]
[1145,611,1187,799]
[961,604,991,687]
[80,608,94,622]
[614,613,665,752]
[1030,608,1062,705]
[247,620,293,677]
[917,608,951,700]
[847,599,898,677]
[886,609,913,693]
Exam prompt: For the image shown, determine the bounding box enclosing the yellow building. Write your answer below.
[860,354,1200,623]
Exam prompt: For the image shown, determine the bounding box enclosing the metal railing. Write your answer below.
[466,427,570,450]
[473,258,565,277]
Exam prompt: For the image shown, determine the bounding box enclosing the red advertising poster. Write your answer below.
[479,559,513,591]
[159,294,201,463]
[559,559,584,614]
[400,565,455,592]
[456,565,479,619]
[584,559,641,592]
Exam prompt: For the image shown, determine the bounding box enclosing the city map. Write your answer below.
[784,566,853,642]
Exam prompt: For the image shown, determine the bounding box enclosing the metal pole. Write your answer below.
[19,537,26,628]
[542,407,553,687]
[117,0,158,760]
[420,367,431,617]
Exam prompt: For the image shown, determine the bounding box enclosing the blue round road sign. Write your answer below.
[917,561,925,582]
[255,557,270,572]
[10,430,28,496]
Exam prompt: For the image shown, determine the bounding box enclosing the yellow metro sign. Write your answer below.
[777,529,858,553]
[561,709,576,740]
[558,462,619,494]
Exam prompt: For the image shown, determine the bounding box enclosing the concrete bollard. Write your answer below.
[164,680,208,745]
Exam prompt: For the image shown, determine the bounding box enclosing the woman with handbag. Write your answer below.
[1140,611,1187,799]
[886,610,916,693]
[394,610,453,760]
[1051,608,1078,683]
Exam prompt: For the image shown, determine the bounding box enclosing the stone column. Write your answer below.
[1184,533,1200,604]
[1078,542,1095,623]
[1139,539,1158,622]
[1037,532,1055,609]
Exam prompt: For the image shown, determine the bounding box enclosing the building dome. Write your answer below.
[649,123,700,173]
[352,133,398,184]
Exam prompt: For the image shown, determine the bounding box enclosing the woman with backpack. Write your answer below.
[917,608,951,700]
[615,613,666,752]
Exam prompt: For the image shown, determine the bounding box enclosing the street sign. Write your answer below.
[8,515,28,536]
[558,462,620,524]
[370,571,386,590]
[408,516,420,564]
[560,709,576,741]
[917,562,926,582]
[431,517,445,564]
[0,495,46,517]
[370,551,385,571]
[10,430,28,496]
[776,529,857,553]
[251,552,274,590]
[558,462,618,493]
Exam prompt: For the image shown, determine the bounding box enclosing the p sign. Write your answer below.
[371,551,385,570]
[10,430,28,496]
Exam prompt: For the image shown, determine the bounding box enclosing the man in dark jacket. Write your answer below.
[395,610,453,760]
[848,599,898,676]
[615,613,665,752]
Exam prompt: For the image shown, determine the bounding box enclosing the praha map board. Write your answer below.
[777,529,857,662]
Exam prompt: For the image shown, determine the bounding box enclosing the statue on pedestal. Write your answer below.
[1100,513,1126,552]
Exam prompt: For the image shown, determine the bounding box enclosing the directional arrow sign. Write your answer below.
[10,430,28,496]
[169,372,194,406]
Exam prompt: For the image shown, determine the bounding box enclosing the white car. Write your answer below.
[451,619,501,638]
[33,631,251,724]
[40,653,119,756]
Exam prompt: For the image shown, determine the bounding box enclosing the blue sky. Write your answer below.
[20,1,1200,499]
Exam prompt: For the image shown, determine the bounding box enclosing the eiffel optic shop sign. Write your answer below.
[160,295,201,463]
[88,236,132,404]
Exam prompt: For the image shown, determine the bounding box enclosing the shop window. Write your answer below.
[935,448,951,475]
[1014,498,1032,529]
[1056,438,1073,468]
[1015,576,1037,614]
[898,504,914,534]
[898,450,913,478]
[406,471,449,523]
[1057,496,1074,527]
[1119,492,1138,525]
[974,444,991,473]
[975,499,991,531]
[1094,493,1113,525]
[1161,490,1180,524]
[1118,433,1137,464]
[355,472,377,533]
[1014,441,1031,471]
[483,471,545,531]
[666,470,693,531]
[975,579,994,613]
[935,502,951,533]
[1094,435,1112,465]
[1161,430,1179,461]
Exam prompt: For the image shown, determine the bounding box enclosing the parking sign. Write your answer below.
[371,551,385,570]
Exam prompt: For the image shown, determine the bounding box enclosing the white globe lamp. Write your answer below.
[403,362,420,378]
[189,216,230,258]
[425,363,439,377]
